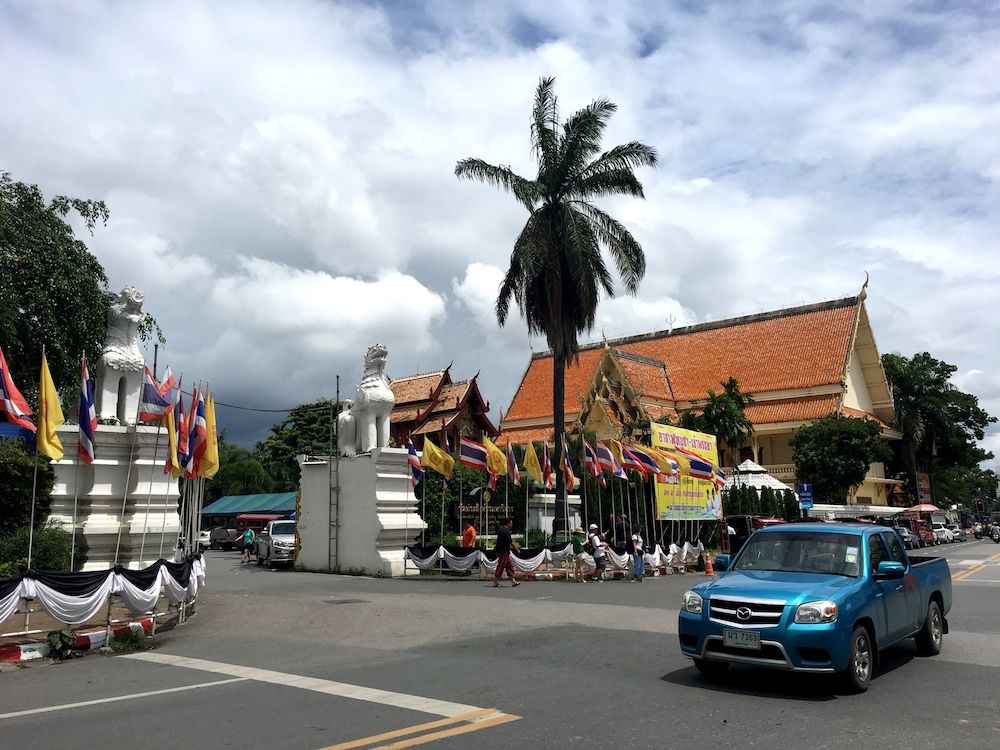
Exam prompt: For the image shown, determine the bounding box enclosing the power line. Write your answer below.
[176,390,341,414]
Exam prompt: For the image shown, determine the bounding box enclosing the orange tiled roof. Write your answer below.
[430,381,472,412]
[391,371,447,405]
[614,350,672,400]
[841,406,892,431]
[411,413,462,435]
[743,395,840,424]
[505,298,857,423]
[390,405,423,424]
[499,424,564,446]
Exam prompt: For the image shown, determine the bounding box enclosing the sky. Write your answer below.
[2,0,998,469]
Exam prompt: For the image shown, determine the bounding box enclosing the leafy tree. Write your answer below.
[254,399,345,491]
[0,439,55,535]
[456,77,657,529]
[205,434,275,502]
[882,352,996,502]
[790,413,892,504]
[678,377,754,465]
[0,171,164,393]
[0,520,74,575]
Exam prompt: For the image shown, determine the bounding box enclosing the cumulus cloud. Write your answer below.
[1,0,997,455]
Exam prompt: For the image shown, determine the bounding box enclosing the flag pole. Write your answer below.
[580,439,588,532]
[421,474,427,546]
[138,422,163,567]
[158,374,181,559]
[114,393,144,565]
[27,344,47,572]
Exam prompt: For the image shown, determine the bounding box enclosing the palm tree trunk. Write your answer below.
[553,352,566,534]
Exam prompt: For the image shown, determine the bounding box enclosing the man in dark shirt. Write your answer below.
[493,517,519,588]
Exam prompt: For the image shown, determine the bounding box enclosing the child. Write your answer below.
[629,523,645,582]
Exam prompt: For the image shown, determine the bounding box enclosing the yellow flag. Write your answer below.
[631,444,676,475]
[481,435,508,476]
[523,440,543,485]
[608,439,627,468]
[201,393,220,479]
[164,402,181,478]
[421,437,454,480]
[37,352,65,461]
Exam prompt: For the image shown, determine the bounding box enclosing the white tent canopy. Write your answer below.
[724,459,794,494]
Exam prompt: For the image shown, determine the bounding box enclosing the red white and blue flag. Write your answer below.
[542,442,553,490]
[487,471,498,490]
[187,388,207,476]
[77,355,97,464]
[677,447,715,480]
[620,446,651,481]
[0,345,35,431]
[137,366,172,423]
[561,440,576,492]
[627,446,663,481]
[596,441,626,479]
[157,366,176,396]
[406,439,425,487]
[505,442,520,487]
[459,436,488,471]
[583,439,606,487]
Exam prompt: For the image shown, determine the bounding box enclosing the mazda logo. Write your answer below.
[736,607,753,621]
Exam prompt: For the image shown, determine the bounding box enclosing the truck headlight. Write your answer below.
[681,590,703,614]
[794,600,838,624]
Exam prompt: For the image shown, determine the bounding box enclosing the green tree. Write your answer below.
[205,434,275,503]
[0,439,55,535]
[456,77,657,529]
[882,352,996,502]
[0,171,164,392]
[790,413,892,504]
[679,377,754,465]
[254,399,345,491]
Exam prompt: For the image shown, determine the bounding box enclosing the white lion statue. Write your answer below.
[338,344,395,456]
[95,286,147,424]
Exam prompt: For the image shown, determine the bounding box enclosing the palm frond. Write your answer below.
[531,77,560,180]
[577,142,658,181]
[571,168,645,200]
[454,158,540,211]
[555,99,617,193]
[573,202,646,293]
[497,211,550,325]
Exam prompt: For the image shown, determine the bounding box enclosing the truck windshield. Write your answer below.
[732,531,862,577]
[271,522,296,535]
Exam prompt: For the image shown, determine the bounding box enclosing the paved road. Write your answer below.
[3,539,1000,749]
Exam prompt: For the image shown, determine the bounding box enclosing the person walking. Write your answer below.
[586,523,608,582]
[493,518,519,587]
[240,527,256,564]
[461,522,477,548]
[570,527,586,581]
[629,523,645,583]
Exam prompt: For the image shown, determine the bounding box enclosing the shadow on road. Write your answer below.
[660,665,840,701]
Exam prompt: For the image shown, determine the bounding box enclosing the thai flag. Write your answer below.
[627,446,661,481]
[77,355,97,464]
[583,439,606,487]
[183,388,206,477]
[677,447,715,480]
[176,387,189,467]
[137,366,171,422]
[487,471,497,490]
[459,436,488,471]
[506,442,521,487]
[621,446,651,481]
[158,366,176,396]
[0,345,36,431]
[596,441,626,479]
[407,439,425,487]
[542,442,553,490]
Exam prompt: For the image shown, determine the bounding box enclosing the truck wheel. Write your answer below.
[693,659,729,678]
[914,600,943,656]
[843,626,873,693]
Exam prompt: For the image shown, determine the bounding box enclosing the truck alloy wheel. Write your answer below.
[844,626,873,693]
[915,600,943,656]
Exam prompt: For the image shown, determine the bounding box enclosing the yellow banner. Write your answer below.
[651,422,722,520]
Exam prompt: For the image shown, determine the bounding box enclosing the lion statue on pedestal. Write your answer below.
[95,286,147,423]
[338,344,395,456]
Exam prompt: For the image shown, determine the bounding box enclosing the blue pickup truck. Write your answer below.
[678,523,952,691]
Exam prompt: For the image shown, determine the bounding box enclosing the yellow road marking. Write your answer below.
[370,712,521,750]
[318,709,498,750]
[954,564,986,581]
[989,552,1000,562]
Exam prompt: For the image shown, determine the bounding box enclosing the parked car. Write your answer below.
[931,522,954,544]
[896,517,935,548]
[198,529,211,551]
[893,526,919,550]
[679,523,953,692]
[209,527,239,550]
[255,520,296,567]
[946,525,967,542]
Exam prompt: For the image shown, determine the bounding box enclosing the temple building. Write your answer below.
[389,365,499,450]
[500,288,903,506]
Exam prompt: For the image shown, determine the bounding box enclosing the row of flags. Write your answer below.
[0,345,219,479]
[402,431,725,491]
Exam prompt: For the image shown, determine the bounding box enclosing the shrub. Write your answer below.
[0,520,75,574]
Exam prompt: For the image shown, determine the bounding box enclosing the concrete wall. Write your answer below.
[49,423,180,571]
[298,447,425,577]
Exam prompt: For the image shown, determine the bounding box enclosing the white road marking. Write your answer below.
[122,652,482,717]
[0,677,247,720]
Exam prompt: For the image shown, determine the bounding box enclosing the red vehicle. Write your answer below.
[723,516,787,554]
[236,513,283,533]
[895,514,935,548]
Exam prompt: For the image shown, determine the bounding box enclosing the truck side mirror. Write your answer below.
[876,561,905,579]
[714,554,730,571]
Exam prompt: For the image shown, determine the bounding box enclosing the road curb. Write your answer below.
[0,617,155,663]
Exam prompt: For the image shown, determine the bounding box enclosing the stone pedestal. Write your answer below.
[48,424,180,571]
[298,447,425,577]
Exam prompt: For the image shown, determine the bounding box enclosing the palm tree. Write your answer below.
[456,77,657,530]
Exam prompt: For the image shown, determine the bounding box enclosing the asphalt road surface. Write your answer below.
[3,538,1000,749]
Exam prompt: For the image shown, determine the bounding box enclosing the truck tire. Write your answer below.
[843,625,873,693]
[914,600,943,656]
[693,659,729,678]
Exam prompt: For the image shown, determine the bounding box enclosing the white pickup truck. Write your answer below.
[255,519,297,567]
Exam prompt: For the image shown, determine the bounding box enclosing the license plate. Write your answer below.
[724,628,761,650]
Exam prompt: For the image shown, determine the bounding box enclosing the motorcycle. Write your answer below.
[993,527,1000,544]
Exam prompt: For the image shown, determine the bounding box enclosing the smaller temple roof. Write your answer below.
[390,368,450,405]
[612,349,673,401]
